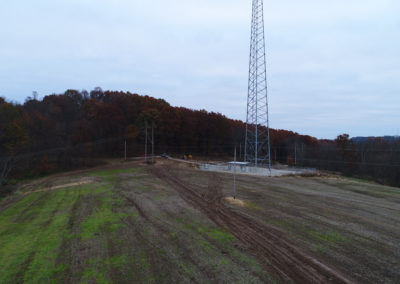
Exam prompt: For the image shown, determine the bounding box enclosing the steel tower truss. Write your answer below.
[245,0,271,169]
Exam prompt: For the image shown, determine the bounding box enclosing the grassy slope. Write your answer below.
[0,166,271,283]
[0,182,108,283]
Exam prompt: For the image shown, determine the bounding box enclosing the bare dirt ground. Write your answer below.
[158,160,400,283]
[151,165,352,283]
[21,177,96,196]
[1,158,399,283]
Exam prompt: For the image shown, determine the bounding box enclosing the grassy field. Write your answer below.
[0,164,272,283]
[0,160,399,283]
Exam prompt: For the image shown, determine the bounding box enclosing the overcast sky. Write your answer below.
[0,0,399,139]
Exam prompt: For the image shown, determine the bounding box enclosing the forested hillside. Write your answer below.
[0,88,399,191]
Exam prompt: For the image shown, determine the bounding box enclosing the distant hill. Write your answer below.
[352,136,400,143]
[1,89,399,189]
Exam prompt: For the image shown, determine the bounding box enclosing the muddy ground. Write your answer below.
[161,161,400,283]
[0,159,399,283]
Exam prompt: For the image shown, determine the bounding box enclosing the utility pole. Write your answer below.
[124,140,127,161]
[145,121,148,163]
[151,121,155,164]
[234,146,237,199]
[239,142,242,160]
[294,144,297,166]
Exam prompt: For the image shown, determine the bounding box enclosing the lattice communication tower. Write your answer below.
[244,0,271,169]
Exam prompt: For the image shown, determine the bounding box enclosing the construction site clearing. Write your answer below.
[199,162,317,177]
[167,156,317,177]
[0,158,399,283]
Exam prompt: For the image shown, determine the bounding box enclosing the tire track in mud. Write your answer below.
[119,191,150,221]
[151,166,354,284]
[118,212,201,284]
[55,192,100,283]
[13,192,51,223]
[0,196,23,213]
[13,252,35,284]
[114,180,213,283]
[115,174,269,283]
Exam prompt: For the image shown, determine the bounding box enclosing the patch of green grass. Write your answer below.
[88,255,128,271]
[169,231,178,240]
[206,229,235,243]
[309,230,346,243]
[183,223,235,244]
[0,189,81,283]
[90,168,142,183]
[229,248,277,282]
[0,165,146,283]
[198,239,213,252]
[136,185,151,191]
[91,168,141,177]
[344,176,374,184]
[351,189,386,198]
[245,201,260,210]
[138,249,149,269]
[230,249,259,269]
[180,263,195,279]
[81,267,111,284]
[153,194,165,201]
[183,223,194,230]
[0,173,133,284]
[313,245,325,253]
[80,186,127,240]
[268,218,294,230]
[269,219,347,249]
[108,255,128,269]
[270,218,346,243]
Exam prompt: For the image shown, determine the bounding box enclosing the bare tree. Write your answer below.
[0,157,13,186]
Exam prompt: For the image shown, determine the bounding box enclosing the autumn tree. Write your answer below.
[0,99,28,185]
[0,89,398,190]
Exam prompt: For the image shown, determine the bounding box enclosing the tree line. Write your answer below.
[0,89,399,196]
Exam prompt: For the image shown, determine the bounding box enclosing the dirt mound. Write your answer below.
[22,178,96,196]
[151,166,353,284]
[224,197,247,207]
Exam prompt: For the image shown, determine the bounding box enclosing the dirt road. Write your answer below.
[151,165,353,283]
